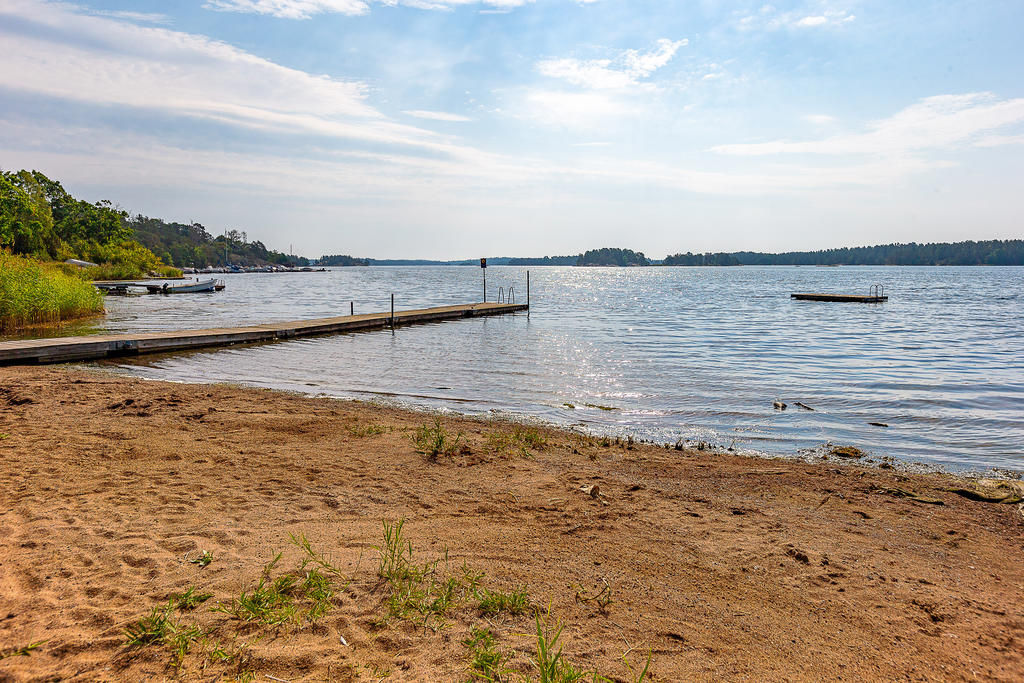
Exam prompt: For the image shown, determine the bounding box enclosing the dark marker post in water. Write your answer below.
[480,257,487,302]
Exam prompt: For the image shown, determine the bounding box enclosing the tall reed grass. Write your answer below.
[0,251,104,332]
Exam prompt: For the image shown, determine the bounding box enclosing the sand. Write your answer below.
[0,365,1022,682]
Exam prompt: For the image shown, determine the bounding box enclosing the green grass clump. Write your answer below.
[477,587,530,616]
[212,550,339,628]
[413,418,464,459]
[375,518,454,626]
[124,599,206,669]
[171,586,213,611]
[486,427,547,457]
[0,251,103,332]
[0,640,47,660]
[531,613,594,683]
[463,627,510,681]
[347,422,390,438]
[189,550,213,568]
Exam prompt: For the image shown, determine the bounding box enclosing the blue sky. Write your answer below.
[1,0,1022,258]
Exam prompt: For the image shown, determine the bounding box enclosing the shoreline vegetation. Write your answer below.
[0,168,302,333]
[0,252,104,333]
[323,240,1024,267]
[0,366,1022,681]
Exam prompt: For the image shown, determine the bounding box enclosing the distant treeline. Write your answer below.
[132,217,308,268]
[662,252,741,266]
[506,255,578,266]
[318,254,368,266]
[576,248,650,266]
[726,240,1024,266]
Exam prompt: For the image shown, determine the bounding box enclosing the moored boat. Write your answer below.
[146,278,219,294]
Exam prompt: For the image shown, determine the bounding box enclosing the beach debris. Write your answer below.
[945,480,1023,504]
[831,446,864,459]
[574,578,613,612]
[265,676,291,683]
[873,486,944,505]
[585,403,617,411]
[794,402,815,411]
[339,634,349,647]
[579,484,601,498]
[868,422,889,427]
[773,400,787,411]
[563,402,576,409]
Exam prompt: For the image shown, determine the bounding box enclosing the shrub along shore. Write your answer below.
[0,251,104,333]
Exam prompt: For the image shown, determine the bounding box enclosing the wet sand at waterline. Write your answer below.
[1,367,1022,681]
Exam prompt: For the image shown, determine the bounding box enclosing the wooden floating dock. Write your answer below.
[0,302,528,365]
[791,293,888,303]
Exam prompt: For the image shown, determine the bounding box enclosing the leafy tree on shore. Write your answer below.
[0,169,170,277]
[130,215,308,267]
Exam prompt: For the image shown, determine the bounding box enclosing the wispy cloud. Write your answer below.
[0,0,458,154]
[204,0,535,19]
[536,38,686,90]
[738,4,855,31]
[91,10,171,24]
[713,93,1024,156]
[403,110,473,122]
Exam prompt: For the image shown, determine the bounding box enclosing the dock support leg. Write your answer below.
[390,293,394,329]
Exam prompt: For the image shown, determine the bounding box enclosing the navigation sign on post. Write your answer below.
[480,258,487,269]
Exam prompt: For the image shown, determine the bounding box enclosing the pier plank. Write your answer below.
[0,302,527,365]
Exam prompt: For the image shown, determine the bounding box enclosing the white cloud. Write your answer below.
[91,10,171,24]
[739,4,855,31]
[536,39,686,90]
[518,90,636,128]
[403,110,473,122]
[204,0,535,19]
[0,0,463,154]
[803,114,837,125]
[713,94,1024,156]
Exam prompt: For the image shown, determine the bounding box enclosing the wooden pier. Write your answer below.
[791,293,888,303]
[0,302,527,365]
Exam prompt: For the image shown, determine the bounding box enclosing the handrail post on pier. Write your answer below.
[390,293,394,330]
[350,301,354,316]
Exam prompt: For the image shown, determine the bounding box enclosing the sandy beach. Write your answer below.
[1,365,1022,682]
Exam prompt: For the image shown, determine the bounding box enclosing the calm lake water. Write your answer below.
[41,266,1024,472]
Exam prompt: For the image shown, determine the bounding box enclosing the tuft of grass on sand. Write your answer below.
[212,546,343,628]
[477,587,530,616]
[375,518,459,626]
[170,586,213,611]
[0,251,103,332]
[486,427,547,458]
[347,422,390,438]
[124,599,206,670]
[189,550,214,568]
[531,612,595,683]
[0,640,48,661]
[413,418,464,459]
[463,626,510,681]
